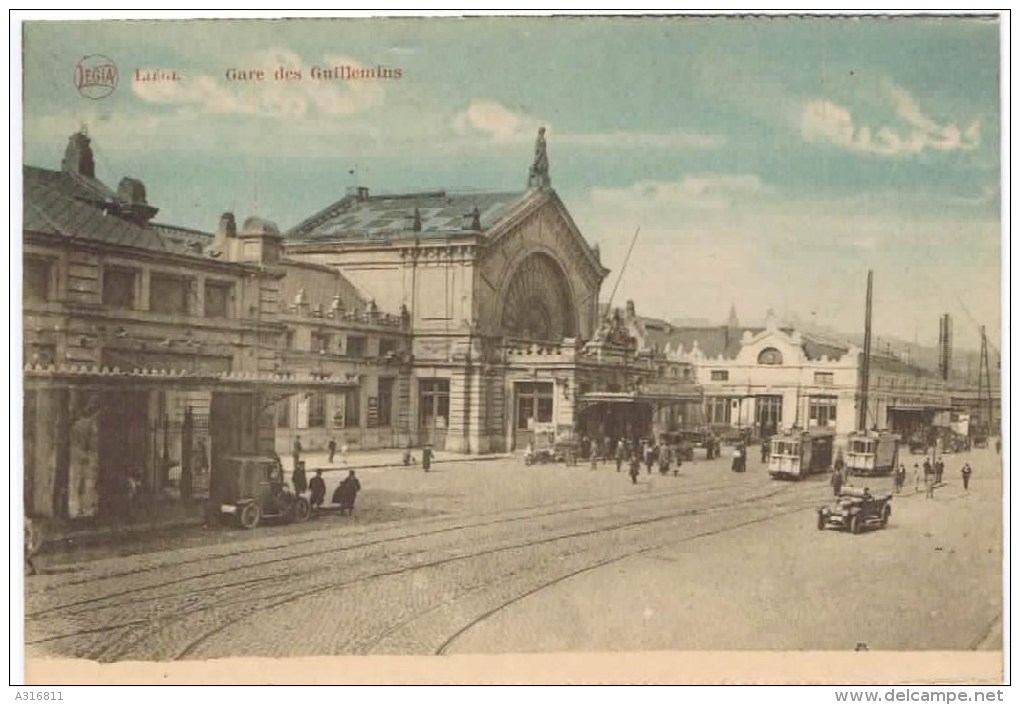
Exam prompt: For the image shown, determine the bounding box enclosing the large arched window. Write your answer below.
[500,253,576,341]
[757,347,783,365]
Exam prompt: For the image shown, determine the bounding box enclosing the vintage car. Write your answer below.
[817,486,892,534]
[662,428,718,460]
[907,433,929,455]
[212,455,311,529]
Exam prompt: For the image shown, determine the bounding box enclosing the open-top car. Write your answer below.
[817,485,892,534]
[212,455,311,529]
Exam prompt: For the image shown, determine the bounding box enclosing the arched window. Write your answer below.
[757,347,783,365]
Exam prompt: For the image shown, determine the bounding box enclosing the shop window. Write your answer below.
[332,390,360,428]
[377,378,394,427]
[204,280,233,318]
[419,379,450,431]
[276,398,290,428]
[705,397,732,425]
[710,370,729,381]
[150,273,191,315]
[103,266,137,309]
[24,257,53,302]
[308,393,326,428]
[516,382,554,429]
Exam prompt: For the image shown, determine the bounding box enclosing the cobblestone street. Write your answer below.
[24,446,1001,661]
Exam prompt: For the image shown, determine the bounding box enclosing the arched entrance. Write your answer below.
[500,252,576,341]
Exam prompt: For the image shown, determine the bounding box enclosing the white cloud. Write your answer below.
[590,175,770,211]
[451,99,725,150]
[451,100,540,142]
[800,82,980,156]
[132,48,386,117]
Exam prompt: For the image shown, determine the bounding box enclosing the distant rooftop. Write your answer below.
[288,187,534,242]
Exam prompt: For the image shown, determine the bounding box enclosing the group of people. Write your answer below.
[609,438,687,483]
[830,454,977,500]
[287,439,362,516]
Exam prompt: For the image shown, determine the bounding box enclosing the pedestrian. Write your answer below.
[334,470,361,516]
[643,441,654,474]
[925,466,936,499]
[913,463,921,493]
[292,435,303,471]
[403,440,416,467]
[831,467,844,496]
[834,450,845,477]
[309,470,326,511]
[760,440,769,464]
[658,443,672,475]
[422,444,433,472]
[894,464,905,494]
[615,439,625,472]
[923,458,932,480]
[589,442,599,471]
[935,457,944,485]
[628,454,641,485]
[24,515,45,576]
[327,438,337,464]
[961,463,973,490]
[291,461,307,495]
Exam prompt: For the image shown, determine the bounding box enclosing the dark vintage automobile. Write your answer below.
[212,455,311,529]
[817,486,892,534]
[662,429,718,460]
[907,432,929,455]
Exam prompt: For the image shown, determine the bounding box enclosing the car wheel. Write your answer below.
[881,505,891,528]
[291,497,311,524]
[850,513,862,535]
[817,512,826,531]
[239,503,261,529]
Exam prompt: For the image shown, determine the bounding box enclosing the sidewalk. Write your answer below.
[35,448,512,552]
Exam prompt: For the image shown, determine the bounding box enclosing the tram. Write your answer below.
[767,427,835,480]
[845,430,899,477]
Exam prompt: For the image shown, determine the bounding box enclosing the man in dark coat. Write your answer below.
[335,470,361,516]
[422,445,433,472]
[292,462,307,495]
[831,467,844,496]
[327,438,337,464]
[309,470,326,511]
[628,453,641,485]
[961,463,973,490]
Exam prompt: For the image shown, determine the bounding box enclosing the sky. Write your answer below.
[20,15,1003,351]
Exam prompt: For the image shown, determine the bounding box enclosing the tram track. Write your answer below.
[26,472,782,618]
[26,475,832,661]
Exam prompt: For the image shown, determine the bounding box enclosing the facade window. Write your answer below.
[331,390,361,428]
[204,280,233,318]
[808,396,838,427]
[25,343,56,366]
[24,257,53,302]
[346,335,367,357]
[150,273,190,315]
[419,379,450,430]
[814,371,834,386]
[276,398,290,428]
[311,330,331,353]
[379,338,399,357]
[102,267,137,309]
[516,382,554,430]
[757,347,783,365]
[705,397,732,425]
[710,370,729,381]
[307,393,326,428]
[377,378,394,427]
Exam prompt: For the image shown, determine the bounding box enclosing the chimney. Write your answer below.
[62,130,96,178]
[116,177,159,224]
[213,212,237,254]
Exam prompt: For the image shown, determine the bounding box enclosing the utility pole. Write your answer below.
[977,325,994,433]
[857,270,873,432]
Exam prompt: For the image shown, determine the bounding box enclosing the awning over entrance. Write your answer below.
[578,388,702,411]
[888,404,953,412]
[23,363,360,395]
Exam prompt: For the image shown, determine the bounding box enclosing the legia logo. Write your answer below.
[75,55,118,99]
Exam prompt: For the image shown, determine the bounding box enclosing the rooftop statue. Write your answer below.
[528,127,550,189]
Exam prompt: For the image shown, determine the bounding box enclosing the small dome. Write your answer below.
[241,216,281,237]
